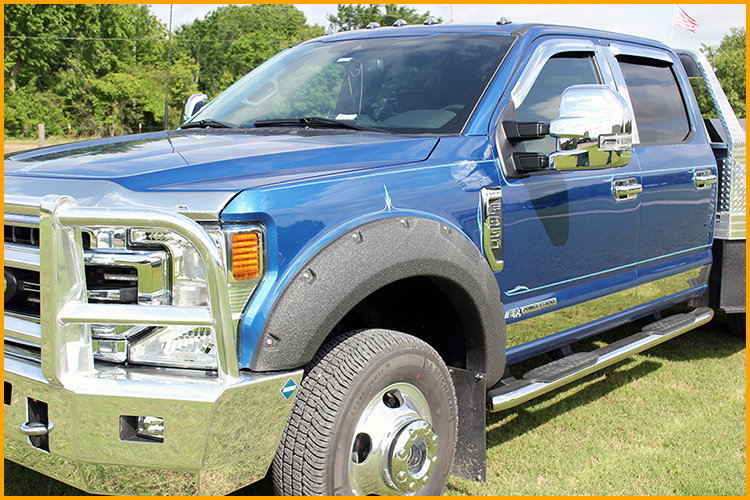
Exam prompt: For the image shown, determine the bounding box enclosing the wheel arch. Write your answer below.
[249,216,506,386]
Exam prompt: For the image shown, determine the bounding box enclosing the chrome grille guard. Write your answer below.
[4,194,239,382]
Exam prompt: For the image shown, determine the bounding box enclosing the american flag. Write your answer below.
[674,6,698,33]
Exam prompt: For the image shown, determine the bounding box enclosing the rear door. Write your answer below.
[605,44,716,294]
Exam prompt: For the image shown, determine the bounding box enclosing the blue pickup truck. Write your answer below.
[4,21,745,495]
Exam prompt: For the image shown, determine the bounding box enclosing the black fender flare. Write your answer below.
[250,216,506,386]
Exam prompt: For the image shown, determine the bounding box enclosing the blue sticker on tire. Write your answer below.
[281,378,297,399]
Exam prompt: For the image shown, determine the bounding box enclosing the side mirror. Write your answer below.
[183,93,208,122]
[549,85,632,170]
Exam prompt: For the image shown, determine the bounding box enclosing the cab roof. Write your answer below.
[311,22,667,51]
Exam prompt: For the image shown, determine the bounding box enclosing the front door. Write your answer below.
[495,38,642,350]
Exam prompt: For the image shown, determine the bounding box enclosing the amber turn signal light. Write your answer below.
[231,232,260,280]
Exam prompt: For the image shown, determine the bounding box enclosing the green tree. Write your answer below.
[4,4,323,138]
[326,4,441,32]
[175,4,323,97]
[696,27,745,118]
[4,4,174,137]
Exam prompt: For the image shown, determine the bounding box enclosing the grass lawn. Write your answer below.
[4,311,745,496]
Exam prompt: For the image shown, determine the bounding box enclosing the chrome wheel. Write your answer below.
[348,383,439,495]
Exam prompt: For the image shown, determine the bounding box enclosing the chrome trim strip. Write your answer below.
[5,343,42,364]
[4,243,41,271]
[58,303,214,327]
[4,213,39,227]
[5,179,235,222]
[5,310,40,324]
[602,46,641,145]
[4,315,42,346]
[490,308,714,412]
[4,195,44,216]
[609,43,673,63]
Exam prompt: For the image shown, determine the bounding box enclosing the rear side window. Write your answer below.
[618,56,691,145]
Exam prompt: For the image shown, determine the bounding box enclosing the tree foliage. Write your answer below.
[696,27,746,118]
[326,4,440,31]
[4,4,322,138]
[175,5,323,97]
[4,4,179,137]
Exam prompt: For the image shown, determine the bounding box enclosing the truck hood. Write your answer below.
[4,130,439,192]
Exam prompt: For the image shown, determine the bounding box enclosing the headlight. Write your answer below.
[129,326,217,369]
[86,223,265,370]
[130,228,209,308]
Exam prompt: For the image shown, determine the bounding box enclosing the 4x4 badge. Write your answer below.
[281,378,298,400]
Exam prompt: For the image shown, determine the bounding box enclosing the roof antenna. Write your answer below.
[164,4,173,131]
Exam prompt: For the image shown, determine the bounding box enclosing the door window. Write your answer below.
[515,53,601,154]
[617,56,691,145]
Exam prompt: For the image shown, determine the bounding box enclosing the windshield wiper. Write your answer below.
[180,118,237,130]
[253,117,387,133]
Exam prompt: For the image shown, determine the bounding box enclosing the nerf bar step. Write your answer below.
[487,307,714,412]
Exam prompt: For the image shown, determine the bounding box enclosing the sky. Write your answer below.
[148,3,745,52]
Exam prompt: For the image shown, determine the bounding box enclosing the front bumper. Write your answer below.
[5,354,301,495]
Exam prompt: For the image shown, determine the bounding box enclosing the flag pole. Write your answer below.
[670,4,676,47]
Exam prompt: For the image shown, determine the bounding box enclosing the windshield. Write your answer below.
[189,33,515,134]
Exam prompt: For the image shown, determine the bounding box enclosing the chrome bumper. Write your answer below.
[5,354,301,495]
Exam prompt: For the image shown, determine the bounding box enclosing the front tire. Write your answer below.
[272,329,458,496]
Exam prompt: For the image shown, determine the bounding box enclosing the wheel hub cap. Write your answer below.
[389,419,439,493]
[347,383,440,495]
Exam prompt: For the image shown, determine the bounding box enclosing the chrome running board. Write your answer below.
[487,307,714,412]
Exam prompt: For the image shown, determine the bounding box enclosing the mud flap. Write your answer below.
[449,366,486,483]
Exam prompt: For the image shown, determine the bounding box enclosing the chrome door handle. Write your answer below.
[613,178,642,202]
[694,170,717,190]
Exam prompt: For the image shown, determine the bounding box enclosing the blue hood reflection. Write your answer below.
[4,130,439,192]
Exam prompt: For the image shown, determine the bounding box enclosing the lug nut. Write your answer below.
[397,471,407,483]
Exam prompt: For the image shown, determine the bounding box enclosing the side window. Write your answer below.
[516,52,601,154]
[618,56,691,145]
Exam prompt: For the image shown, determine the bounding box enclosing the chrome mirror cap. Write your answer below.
[550,84,633,170]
